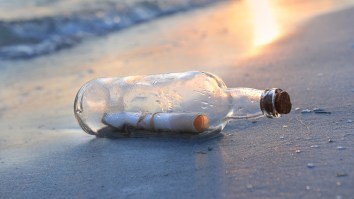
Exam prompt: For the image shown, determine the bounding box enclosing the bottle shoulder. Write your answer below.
[199,71,227,89]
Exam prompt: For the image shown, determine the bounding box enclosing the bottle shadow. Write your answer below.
[93,126,224,144]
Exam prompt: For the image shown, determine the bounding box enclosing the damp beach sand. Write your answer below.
[1,1,354,198]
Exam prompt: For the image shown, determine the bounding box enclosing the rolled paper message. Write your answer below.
[102,112,209,133]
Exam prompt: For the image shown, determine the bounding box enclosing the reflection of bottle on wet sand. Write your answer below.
[74,71,291,137]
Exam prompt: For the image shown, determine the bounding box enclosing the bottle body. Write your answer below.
[74,71,290,136]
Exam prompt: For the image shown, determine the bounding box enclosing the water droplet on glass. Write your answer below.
[310,145,319,148]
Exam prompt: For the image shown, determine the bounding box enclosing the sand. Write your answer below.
[0,1,354,198]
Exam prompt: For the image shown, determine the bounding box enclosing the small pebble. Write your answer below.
[301,109,312,114]
[280,136,285,139]
[295,107,301,111]
[307,163,315,168]
[347,120,353,123]
[336,181,341,186]
[306,186,311,190]
[336,173,348,177]
[337,146,346,150]
[208,147,213,151]
[282,125,288,128]
[328,138,334,143]
[310,145,319,148]
[295,150,301,153]
[313,108,331,114]
[246,184,253,189]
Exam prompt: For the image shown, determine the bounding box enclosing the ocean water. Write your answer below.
[0,0,223,59]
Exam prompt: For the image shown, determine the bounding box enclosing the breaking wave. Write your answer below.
[0,0,222,59]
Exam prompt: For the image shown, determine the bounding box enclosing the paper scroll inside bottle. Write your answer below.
[102,112,209,133]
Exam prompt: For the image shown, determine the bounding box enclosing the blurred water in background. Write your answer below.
[1,0,354,60]
[0,0,223,59]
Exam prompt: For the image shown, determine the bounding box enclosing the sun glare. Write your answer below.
[247,0,280,46]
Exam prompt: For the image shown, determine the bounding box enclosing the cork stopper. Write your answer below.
[275,91,292,114]
[260,88,292,118]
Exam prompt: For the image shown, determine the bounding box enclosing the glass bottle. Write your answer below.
[74,71,291,137]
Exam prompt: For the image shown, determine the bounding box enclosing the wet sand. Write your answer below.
[1,1,354,198]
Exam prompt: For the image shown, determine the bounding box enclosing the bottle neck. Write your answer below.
[224,88,287,120]
[224,88,264,120]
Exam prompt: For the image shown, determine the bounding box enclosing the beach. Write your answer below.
[1,0,354,198]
